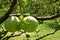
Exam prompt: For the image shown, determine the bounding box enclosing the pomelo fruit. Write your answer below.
[4,17,19,32]
[19,16,39,32]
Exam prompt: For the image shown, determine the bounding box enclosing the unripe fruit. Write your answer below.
[4,17,19,32]
[19,16,39,32]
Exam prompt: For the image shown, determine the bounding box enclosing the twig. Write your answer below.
[36,29,58,40]
[0,31,8,40]
[34,14,60,21]
[10,13,60,21]
[36,19,60,40]
[3,32,15,40]
[3,32,24,40]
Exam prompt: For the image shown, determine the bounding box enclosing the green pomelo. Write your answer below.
[24,20,39,32]
[19,16,39,32]
[4,17,19,32]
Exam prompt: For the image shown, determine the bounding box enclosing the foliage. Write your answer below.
[0,0,60,40]
[0,0,60,16]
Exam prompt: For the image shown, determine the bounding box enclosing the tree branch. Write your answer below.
[10,13,60,21]
[36,19,60,40]
[0,0,17,24]
[0,31,8,40]
[34,14,60,21]
[36,29,58,40]
[3,32,24,40]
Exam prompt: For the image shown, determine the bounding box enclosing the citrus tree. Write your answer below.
[0,0,60,40]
